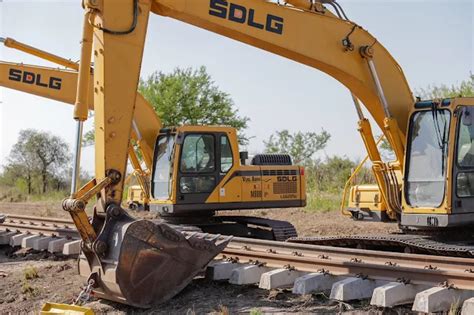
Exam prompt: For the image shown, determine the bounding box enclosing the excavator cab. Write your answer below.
[149,126,306,217]
[401,98,474,229]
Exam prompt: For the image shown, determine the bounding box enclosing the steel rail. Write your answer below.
[1,214,77,238]
[4,214,73,225]
[2,215,474,290]
[223,237,474,271]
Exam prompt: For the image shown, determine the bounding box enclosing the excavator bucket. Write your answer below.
[79,217,229,308]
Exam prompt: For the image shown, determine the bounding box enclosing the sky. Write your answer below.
[0,0,473,174]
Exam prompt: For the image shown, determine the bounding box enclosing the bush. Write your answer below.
[304,156,375,212]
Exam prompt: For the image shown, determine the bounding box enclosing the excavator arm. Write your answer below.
[71,0,414,213]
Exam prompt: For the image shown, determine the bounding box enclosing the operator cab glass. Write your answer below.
[151,133,175,199]
[179,134,216,194]
[453,106,474,211]
[405,109,451,207]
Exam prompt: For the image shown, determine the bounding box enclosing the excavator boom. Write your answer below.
[152,0,413,137]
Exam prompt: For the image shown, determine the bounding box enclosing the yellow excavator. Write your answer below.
[4,0,474,309]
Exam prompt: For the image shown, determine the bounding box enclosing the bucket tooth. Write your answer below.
[209,234,222,242]
[186,232,198,240]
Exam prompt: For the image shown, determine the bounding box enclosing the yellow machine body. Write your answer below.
[126,185,147,210]
[40,303,94,315]
[346,184,387,221]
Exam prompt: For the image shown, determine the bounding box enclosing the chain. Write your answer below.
[74,279,95,306]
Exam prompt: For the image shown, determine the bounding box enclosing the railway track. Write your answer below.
[219,237,474,290]
[0,214,77,238]
[1,214,474,313]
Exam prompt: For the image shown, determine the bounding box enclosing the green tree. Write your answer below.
[84,66,249,145]
[416,74,474,99]
[139,66,249,141]
[3,130,70,194]
[263,129,331,165]
[311,156,355,191]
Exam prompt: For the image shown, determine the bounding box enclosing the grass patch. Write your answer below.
[21,281,40,297]
[23,266,39,280]
[0,185,27,202]
[306,190,341,212]
[449,298,461,315]
[27,191,68,202]
[249,309,263,315]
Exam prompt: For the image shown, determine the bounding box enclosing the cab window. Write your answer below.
[220,135,233,173]
[180,134,215,173]
[456,107,474,197]
[405,109,450,207]
[457,107,474,167]
[180,176,215,194]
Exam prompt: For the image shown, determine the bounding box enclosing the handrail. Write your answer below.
[340,135,385,216]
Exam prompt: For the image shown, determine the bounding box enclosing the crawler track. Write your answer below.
[1,214,474,291]
[289,234,474,257]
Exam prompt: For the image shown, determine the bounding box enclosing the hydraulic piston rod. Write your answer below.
[71,121,84,195]
[367,59,391,118]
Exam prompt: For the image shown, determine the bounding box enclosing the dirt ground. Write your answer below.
[0,202,400,237]
[0,202,405,314]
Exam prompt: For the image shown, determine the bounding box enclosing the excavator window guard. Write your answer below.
[180,176,216,194]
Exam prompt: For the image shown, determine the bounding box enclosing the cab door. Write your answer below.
[176,133,220,204]
[452,106,474,214]
[218,133,242,203]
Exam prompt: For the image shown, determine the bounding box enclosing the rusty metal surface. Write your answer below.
[114,221,230,307]
[214,236,474,290]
